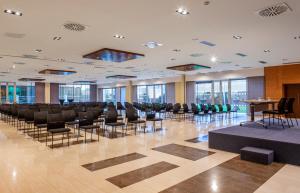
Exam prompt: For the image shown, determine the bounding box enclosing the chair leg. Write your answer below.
[67,132,70,146]
[91,129,93,142]
[97,128,100,141]
[46,132,48,146]
[62,133,64,146]
[51,133,54,148]
[84,130,86,143]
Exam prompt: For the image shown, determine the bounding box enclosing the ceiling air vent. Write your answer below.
[257,2,292,17]
[64,22,86,31]
[4,32,26,38]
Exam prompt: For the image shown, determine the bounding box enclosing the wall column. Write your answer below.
[126,81,133,103]
[175,75,186,104]
[45,83,51,104]
[13,82,17,103]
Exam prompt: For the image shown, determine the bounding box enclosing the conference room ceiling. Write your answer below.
[0,0,300,84]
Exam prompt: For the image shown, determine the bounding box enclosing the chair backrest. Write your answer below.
[173,103,181,113]
[47,113,65,130]
[78,111,94,126]
[24,109,35,121]
[277,98,287,113]
[226,104,231,111]
[126,107,139,122]
[183,104,189,113]
[218,104,223,112]
[117,102,125,110]
[285,98,295,113]
[34,111,48,125]
[105,108,118,124]
[191,103,199,114]
[62,110,76,122]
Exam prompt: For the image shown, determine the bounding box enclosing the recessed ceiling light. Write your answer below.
[233,35,242,40]
[4,9,23,16]
[211,56,217,62]
[53,36,62,40]
[113,34,125,39]
[176,8,190,15]
[173,49,181,52]
[143,41,163,49]
[264,49,271,53]
[35,49,42,53]
[12,65,16,69]
[190,53,203,57]
[204,1,210,5]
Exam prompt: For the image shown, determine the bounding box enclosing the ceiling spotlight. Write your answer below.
[233,35,242,40]
[143,41,163,49]
[53,36,62,40]
[176,8,190,15]
[173,49,181,52]
[211,56,217,62]
[12,65,16,69]
[113,34,125,39]
[264,49,271,53]
[4,9,23,16]
[204,1,210,5]
[35,49,42,53]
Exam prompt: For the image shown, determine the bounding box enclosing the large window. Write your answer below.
[221,80,229,105]
[16,85,35,104]
[0,83,35,104]
[231,79,247,113]
[195,82,212,104]
[137,84,166,103]
[59,84,90,102]
[195,79,248,113]
[120,87,126,105]
[103,88,116,103]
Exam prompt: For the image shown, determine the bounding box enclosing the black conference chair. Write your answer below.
[126,107,146,134]
[263,98,287,128]
[78,112,100,143]
[46,113,70,148]
[34,111,48,140]
[105,108,126,135]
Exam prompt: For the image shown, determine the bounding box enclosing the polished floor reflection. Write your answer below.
[0,114,300,193]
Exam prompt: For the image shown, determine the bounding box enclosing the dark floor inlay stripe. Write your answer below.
[82,153,146,171]
[106,161,179,188]
[160,157,284,193]
[152,143,214,161]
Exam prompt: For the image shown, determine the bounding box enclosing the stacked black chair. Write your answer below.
[46,113,70,148]
[33,111,48,140]
[105,107,125,135]
[126,107,146,134]
[172,103,184,120]
[62,110,78,133]
[78,112,100,143]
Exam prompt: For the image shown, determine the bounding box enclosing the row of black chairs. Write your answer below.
[0,102,165,148]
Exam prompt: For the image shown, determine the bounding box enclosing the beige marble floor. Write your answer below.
[0,115,299,193]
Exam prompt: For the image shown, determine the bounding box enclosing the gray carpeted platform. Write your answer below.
[209,120,300,165]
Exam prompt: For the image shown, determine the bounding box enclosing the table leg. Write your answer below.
[250,104,255,122]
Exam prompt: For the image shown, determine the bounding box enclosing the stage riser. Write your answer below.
[209,132,300,165]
